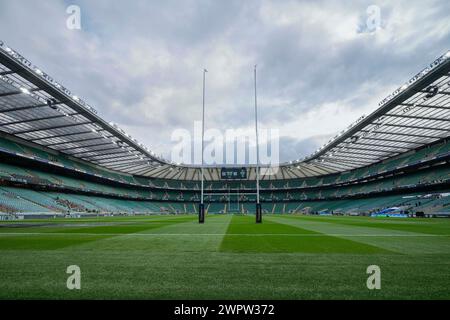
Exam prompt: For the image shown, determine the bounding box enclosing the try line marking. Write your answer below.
[0,232,448,237]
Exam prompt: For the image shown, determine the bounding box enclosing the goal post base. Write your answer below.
[199,203,205,224]
[256,203,262,223]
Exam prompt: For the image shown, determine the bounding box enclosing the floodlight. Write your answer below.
[20,87,30,94]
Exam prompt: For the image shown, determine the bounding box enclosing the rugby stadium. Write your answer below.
[0,40,449,300]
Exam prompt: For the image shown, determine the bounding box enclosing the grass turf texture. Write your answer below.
[0,214,449,299]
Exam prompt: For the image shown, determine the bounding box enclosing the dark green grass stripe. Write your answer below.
[0,214,188,224]
[0,215,196,250]
[220,215,391,254]
[0,234,111,250]
[60,216,196,234]
[285,216,450,235]
[0,216,196,234]
[225,215,317,234]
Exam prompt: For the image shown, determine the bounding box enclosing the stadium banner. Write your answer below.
[220,167,247,180]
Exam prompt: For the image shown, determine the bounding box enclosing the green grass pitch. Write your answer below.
[0,214,449,299]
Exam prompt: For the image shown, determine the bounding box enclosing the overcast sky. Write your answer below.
[1,0,449,164]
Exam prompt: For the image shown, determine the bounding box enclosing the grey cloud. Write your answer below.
[278,135,332,162]
[1,0,449,164]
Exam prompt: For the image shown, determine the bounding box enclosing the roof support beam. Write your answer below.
[83,150,133,161]
[125,164,153,173]
[289,167,305,178]
[384,113,450,122]
[321,153,377,163]
[187,169,197,181]
[109,162,149,172]
[289,168,305,179]
[90,154,138,165]
[57,141,114,152]
[0,70,16,76]
[0,87,40,97]
[45,136,108,147]
[160,168,177,179]
[130,166,151,175]
[351,141,410,150]
[108,163,149,172]
[360,136,423,145]
[279,167,286,180]
[296,166,318,178]
[316,161,353,172]
[174,169,188,181]
[13,121,92,135]
[314,165,338,175]
[372,122,450,132]
[31,129,104,142]
[321,158,370,167]
[0,113,78,127]
[132,167,155,176]
[95,154,142,165]
[181,168,190,181]
[0,102,65,114]
[361,130,441,139]
[68,145,120,156]
[325,151,379,162]
[101,158,149,167]
[340,145,395,155]
[400,103,450,110]
[139,165,169,178]
[303,165,330,176]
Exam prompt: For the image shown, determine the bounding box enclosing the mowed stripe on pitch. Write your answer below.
[0,215,197,250]
[63,214,233,252]
[220,215,391,253]
[269,215,450,254]
[289,215,450,235]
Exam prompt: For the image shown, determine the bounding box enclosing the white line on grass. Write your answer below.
[0,232,448,237]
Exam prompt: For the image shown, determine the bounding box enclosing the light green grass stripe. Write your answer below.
[268,216,450,254]
[66,214,233,253]
[284,215,450,235]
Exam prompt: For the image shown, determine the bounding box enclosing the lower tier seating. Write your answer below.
[0,185,448,217]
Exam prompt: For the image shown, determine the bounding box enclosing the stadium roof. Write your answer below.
[0,40,449,180]
[303,50,450,172]
[0,40,168,174]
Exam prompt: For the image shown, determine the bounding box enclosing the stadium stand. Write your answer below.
[0,134,448,217]
[0,42,449,219]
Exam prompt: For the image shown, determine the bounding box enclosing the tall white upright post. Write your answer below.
[254,65,262,223]
[199,69,207,223]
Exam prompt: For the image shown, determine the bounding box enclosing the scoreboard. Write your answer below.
[220,167,247,180]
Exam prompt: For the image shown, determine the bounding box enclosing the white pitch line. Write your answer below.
[0,232,448,237]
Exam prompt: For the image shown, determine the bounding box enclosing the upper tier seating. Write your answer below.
[0,137,448,191]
